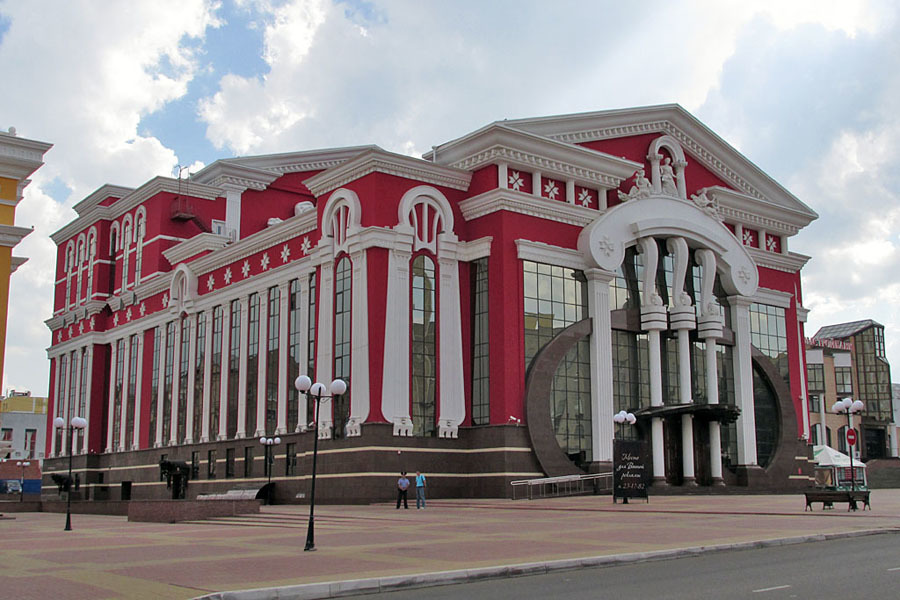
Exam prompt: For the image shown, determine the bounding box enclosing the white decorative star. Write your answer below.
[300,237,312,256]
[224,267,233,284]
[578,189,593,207]
[280,243,290,263]
[162,292,169,307]
[260,253,270,271]
[78,321,84,335]
[113,313,119,327]
[207,274,215,291]
[766,236,777,251]
[89,316,95,330]
[544,180,559,200]
[140,302,146,317]
[241,260,250,278]
[508,171,524,191]
[126,307,132,322]
[742,230,754,246]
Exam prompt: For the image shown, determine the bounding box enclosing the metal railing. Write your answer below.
[510,472,612,500]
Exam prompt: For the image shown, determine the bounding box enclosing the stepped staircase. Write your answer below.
[863,458,900,488]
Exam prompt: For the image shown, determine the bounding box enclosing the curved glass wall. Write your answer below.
[752,363,780,467]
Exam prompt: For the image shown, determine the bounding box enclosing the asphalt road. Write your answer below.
[363,532,900,599]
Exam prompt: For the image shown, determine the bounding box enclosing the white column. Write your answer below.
[347,251,370,437]
[218,305,232,440]
[648,329,666,482]
[201,309,213,442]
[677,330,695,483]
[532,171,542,197]
[185,313,198,444]
[169,319,183,445]
[223,184,243,241]
[155,325,168,447]
[497,162,508,189]
[237,296,249,438]
[50,356,61,457]
[72,350,83,453]
[119,336,131,451]
[315,259,335,439]
[586,268,616,464]
[674,159,688,199]
[729,295,758,466]
[276,281,290,435]
[132,338,143,450]
[81,348,95,454]
[106,342,117,453]
[437,250,464,439]
[565,179,576,205]
[381,248,412,436]
[705,338,724,482]
[256,290,268,437]
[638,236,667,483]
[647,153,662,193]
[697,249,724,483]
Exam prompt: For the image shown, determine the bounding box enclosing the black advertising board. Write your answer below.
[613,439,649,503]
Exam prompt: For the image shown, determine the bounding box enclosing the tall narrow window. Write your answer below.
[64,248,73,311]
[332,257,351,437]
[193,312,206,442]
[210,306,223,438]
[76,241,85,305]
[228,300,241,438]
[122,224,131,290]
[246,293,260,436]
[67,351,77,449]
[24,429,36,459]
[149,327,160,444]
[306,272,317,426]
[113,339,125,449]
[85,235,95,302]
[162,321,176,443]
[288,279,301,431]
[126,335,138,449]
[134,216,144,286]
[178,318,190,443]
[471,258,490,425]
[109,231,117,294]
[411,254,437,436]
[77,347,88,452]
[266,286,280,434]
[56,355,67,454]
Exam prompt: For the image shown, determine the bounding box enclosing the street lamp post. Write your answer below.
[15,460,30,502]
[259,436,281,505]
[294,375,347,552]
[613,410,637,503]
[53,415,87,531]
[832,398,864,498]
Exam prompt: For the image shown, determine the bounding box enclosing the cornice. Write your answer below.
[457,237,493,262]
[516,239,587,271]
[753,287,793,309]
[161,232,231,266]
[189,161,279,191]
[459,188,598,227]
[10,256,27,273]
[0,224,33,248]
[222,145,377,174]
[52,177,222,244]
[710,186,812,235]
[304,148,472,196]
[71,184,134,217]
[748,248,811,273]
[428,124,640,189]
[0,132,52,181]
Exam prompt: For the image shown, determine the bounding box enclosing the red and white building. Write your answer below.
[44,105,819,501]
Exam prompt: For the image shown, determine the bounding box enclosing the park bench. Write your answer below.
[804,489,870,512]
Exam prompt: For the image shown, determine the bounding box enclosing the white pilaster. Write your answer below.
[497,162,508,190]
[106,342,117,453]
[223,184,243,241]
[169,319,183,445]
[586,268,616,463]
[155,325,167,447]
[532,171,542,198]
[347,250,370,437]
[218,305,231,440]
[185,313,198,444]
[119,336,131,451]
[200,309,213,443]
[729,295,758,466]
[256,291,268,437]
[237,296,249,439]
[132,339,142,450]
[437,250,464,439]
[381,248,412,436]
[565,180,575,205]
[315,259,335,439]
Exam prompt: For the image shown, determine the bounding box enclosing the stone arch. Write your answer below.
[577,195,758,297]
[398,185,455,254]
[321,188,361,256]
[168,263,198,315]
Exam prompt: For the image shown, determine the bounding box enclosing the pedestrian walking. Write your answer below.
[415,470,427,509]
[396,471,410,509]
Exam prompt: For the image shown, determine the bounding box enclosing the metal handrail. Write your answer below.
[510,472,612,500]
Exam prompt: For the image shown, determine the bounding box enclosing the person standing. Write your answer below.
[415,470,427,509]
[396,471,410,509]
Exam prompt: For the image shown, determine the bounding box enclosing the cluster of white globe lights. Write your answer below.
[832,397,864,415]
[613,410,637,425]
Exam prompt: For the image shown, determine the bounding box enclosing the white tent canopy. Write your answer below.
[813,445,866,469]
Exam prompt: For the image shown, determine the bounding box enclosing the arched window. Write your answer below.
[134,209,146,286]
[122,220,132,290]
[410,254,437,436]
[332,256,352,437]
[109,227,118,294]
[86,229,96,302]
[64,244,74,311]
[76,237,85,305]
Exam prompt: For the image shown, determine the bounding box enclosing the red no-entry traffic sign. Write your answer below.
[847,429,857,446]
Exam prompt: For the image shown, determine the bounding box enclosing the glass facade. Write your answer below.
[228,300,241,438]
[470,258,490,425]
[749,303,789,384]
[265,286,280,434]
[126,335,138,449]
[246,293,259,436]
[332,257,352,437]
[112,339,125,447]
[210,306,223,438]
[149,327,160,445]
[523,261,591,464]
[752,364,779,468]
[163,321,175,442]
[193,313,206,442]
[411,254,437,437]
[306,272,317,426]
[288,279,301,431]
[853,326,892,421]
[178,319,190,443]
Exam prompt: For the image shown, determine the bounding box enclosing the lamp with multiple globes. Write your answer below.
[259,435,281,505]
[613,410,637,503]
[831,397,864,498]
[53,415,87,531]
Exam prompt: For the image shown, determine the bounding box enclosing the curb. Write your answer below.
[193,527,900,600]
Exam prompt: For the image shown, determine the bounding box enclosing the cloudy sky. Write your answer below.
[0,0,897,396]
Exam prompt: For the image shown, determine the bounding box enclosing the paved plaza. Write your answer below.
[2,491,900,599]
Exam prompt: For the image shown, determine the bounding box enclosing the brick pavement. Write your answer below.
[2,490,900,600]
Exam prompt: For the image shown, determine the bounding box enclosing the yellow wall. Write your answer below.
[0,396,48,414]
[0,175,13,388]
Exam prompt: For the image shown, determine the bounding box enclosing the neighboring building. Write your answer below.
[805,338,858,457]
[892,383,900,458]
[0,128,52,393]
[812,320,894,460]
[43,105,818,502]
[0,391,48,461]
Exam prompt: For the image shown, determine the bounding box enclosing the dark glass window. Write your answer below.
[210,306,223,438]
[306,272,317,426]
[149,327,160,446]
[411,254,437,437]
[333,257,352,437]
[207,449,217,478]
[191,451,200,479]
[193,312,206,442]
[285,442,296,476]
[244,446,253,478]
[225,448,235,478]
[178,318,190,443]
[749,303,789,386]
[471,258,490,425]
[163,321,176,443]
[246,293,260,436]
[266,286,280,434]
[807,363,825,393]
[112,339,125,448]
[228,300,241,438]
[752,364,780,468]
[835,366,853,396]
[126,334,139,449]
[288,279,301,432]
